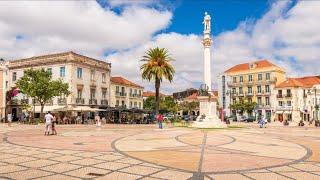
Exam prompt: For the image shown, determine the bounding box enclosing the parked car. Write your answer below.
[245,116,256,122]
[227,115,237,122]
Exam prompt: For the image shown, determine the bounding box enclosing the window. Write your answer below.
[239,87,243,94]
[102,89,107,99]
[279,101,283,106]
[134,102,137,107]
[233,98,236,104]
[232,88,236,94]
[134,89,137,95]
[102,73,106,83]
[266,97,270,105]
[121,100,125,106]
[248,86,252,94]
[90,88,96,99]
[139,102,141,109]
[239,76,243,83]
[278,90,282,95]
[121,87,125,94]
[287,89,291,95]
[90,70,95,80]
[116,86,119,93]
[130,101,133,108]
[60,67,65,77]
[12,72,17,81]
[287,101,292,106]
[233,77,237,83]
[258,74,262,81]
[116,100,119,106]
[139,90,142,96]
[258,97,262,105]
[77,68,82,79]
[257,85,262,93]
[130,88,133,95]
[77,89,82,98]
[248,75,253,82]
[265,85,270,93]
[266,73,270,80]
[47,68,52,75]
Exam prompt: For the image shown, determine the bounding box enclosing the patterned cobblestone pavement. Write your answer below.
[0,123,319,180]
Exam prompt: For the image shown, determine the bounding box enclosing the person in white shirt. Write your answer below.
[44,111,53,136]
[7,113,12,127]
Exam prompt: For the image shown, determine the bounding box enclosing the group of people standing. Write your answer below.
[44,111,57,136]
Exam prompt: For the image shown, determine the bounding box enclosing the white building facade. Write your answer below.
[7,51,111,118]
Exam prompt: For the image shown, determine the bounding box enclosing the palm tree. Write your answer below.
[141,47,175,114]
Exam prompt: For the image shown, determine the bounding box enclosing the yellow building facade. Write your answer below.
[223,60,286,120]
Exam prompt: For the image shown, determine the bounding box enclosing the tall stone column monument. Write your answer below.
[192,12,227,128]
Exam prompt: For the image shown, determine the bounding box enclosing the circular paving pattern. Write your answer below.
[0,124,320,179]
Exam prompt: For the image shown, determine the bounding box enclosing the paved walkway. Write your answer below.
[0,123,320,179]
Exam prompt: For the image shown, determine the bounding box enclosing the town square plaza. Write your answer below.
[0,124,320,180]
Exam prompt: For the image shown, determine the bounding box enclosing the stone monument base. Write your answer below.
[191,95,227,129]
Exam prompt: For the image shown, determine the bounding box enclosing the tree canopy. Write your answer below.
[16,68,70,118]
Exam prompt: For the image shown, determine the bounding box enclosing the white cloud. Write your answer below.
[0,1,171,59]
[0,0,319,94]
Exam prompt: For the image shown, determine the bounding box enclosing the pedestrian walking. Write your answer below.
[44,111,53,136]
[157,114,164,129]
[7,113,12,127]
[95,114,101,127]
[51,114,57,135]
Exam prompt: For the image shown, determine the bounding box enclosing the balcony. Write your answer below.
[238,92,244,97]
[129,93,142,98]
[285,93,292,98]
[45,99,53,106]
[264,91,271,95]
[256,90,264,96]
[277,94,283,98]
[116,92,127,97]
[245,92,253,96]
[89,99,97,105]
[101,99,108,105]
[76,98,85,104]
[276,106,292,111]
[58,98,67,105]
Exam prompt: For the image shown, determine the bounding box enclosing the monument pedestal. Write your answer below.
[192,95,227,128]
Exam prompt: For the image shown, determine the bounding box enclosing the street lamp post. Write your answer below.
[226,90,232,117]
[315,87,318,121]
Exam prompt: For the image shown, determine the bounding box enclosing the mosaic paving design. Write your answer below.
[0,124,320,180]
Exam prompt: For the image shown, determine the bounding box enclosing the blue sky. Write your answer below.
[0,0,318,93]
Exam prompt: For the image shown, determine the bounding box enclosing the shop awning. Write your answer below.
[283,111,292,114]
[275,111,283,114]
[33,105,65,113]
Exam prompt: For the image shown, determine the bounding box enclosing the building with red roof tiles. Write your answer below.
[110,76,144,109]
[275,76,320,124]
[142,91,166,100]
[218,60,286,120]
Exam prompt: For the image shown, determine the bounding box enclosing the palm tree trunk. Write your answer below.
[155,78,161,114]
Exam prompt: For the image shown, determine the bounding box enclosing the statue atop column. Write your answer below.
[203,12,211,33]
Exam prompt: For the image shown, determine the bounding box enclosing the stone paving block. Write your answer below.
[290,163,320,171]
[114,157,143,165]
[69,158,105,166]
[208,173,251,180]
[40,148,59,153]
[49,155,82,162]
[268,165,300,172]
[244,172,291,180]
[73,152,101,158]
[1,156,37,164]
[0,153,18,160]
[54,150,81,155]
[40,163,82,173]
[3,169,53,179]
[119,165,162,176]
[19,159,58,168]
[151,170,193,180]
[140,177,162,180]
[31,152,60,159]
[279,172,320,179]
[140,162,165,169]
[34,174,81,180]
[93,154,124,161]
[94,162,131,170]
[65,167,110,178]
[95,172,142,180]
[0,165,27,174]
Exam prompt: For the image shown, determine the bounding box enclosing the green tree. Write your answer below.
[143,96,155,110]
[179,101,199,115]
[244,101,257,115]
[144,96,179,114]
[141,47,175,114]
[16,68,70,119]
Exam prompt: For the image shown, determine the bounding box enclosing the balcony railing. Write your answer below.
[285,93,292,98]
[276,106,292,111]
[116,92,127,97]
[101,99,108,105]
[58,98,67,105]
[227,77,277,87]
[89,99,97,105]
[129,93,142,98]
[45,99,53,106]
[76,98,85,104]
[277,94,283,98]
